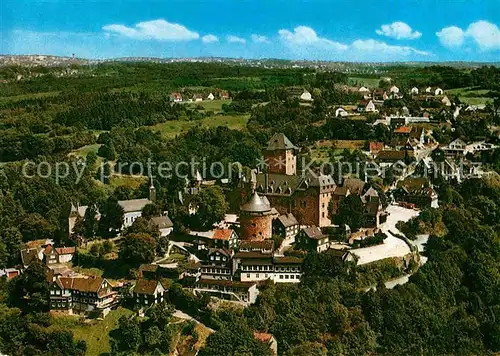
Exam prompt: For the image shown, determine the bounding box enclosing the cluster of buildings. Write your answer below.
[169,89,230,103]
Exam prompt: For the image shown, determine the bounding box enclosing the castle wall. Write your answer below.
[264,149,296,175]
[240,213,273,241]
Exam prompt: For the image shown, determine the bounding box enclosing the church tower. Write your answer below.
[149,177,156,202]
[263,133,297,175]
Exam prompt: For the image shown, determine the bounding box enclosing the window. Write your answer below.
[285,275,289,279]
[246,274,250,278]
[256,274,259,278]
[279,275,283,279]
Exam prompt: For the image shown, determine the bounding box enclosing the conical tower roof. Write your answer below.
[240,192,271,213]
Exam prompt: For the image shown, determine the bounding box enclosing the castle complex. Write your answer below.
[248,133,386,228]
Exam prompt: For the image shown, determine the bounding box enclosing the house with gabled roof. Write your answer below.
[201,248,233,280]
[43,245,75,265]
[133,279,167,307]
[273,213,300,239]
[170,92,183,102]
[50,276,117,316]
[296,226,329,252]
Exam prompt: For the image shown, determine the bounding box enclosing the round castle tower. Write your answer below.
[239,192,273,241]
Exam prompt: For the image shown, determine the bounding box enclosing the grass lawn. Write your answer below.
[69,144,102,158]
[151,114,250,138]
[446,87,493,106]
[348,76,380,88]
[186,99,231,112]
[50,307,134,356]
[110,174,147,190]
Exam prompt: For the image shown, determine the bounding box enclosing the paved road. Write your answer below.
[173,309,215,333]
[352,205,419,265]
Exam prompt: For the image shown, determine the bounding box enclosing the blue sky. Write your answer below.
[1,0,500,62]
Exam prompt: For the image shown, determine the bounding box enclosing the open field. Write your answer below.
[348,76,380,88]
[186,99,231,112]
[152,114,250,138]
[69,144,102,158]
[446,87,492,105]
[49,307,134,356]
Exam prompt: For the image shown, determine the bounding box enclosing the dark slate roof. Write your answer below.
[240,192,271,213]
[133,279,163,295]
[397,178,430,193]
[150,216,173,229]
[266,133,297,151]
[55,276,107,293]
[234,251,274,259]
[343,178,365,196]
[301,226,325,240]
[255,173,301,196]
[273,256,303,264]
[118,198,151,213]
[276,213,299,228]
[376,150,406,161]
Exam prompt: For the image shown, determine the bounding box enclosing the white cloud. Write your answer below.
[351,39,430,56]
[227,35,246,44]
[436,21,500,51]
[465,20,500,50]
[436,26,465,48]
[376,21,422,40]
[278,26,348,51]
[202,34,219,43]
[251,34,270,43]
[102,19,199,41]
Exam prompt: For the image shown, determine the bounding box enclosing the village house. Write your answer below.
[218,90,230,100]
[357,99,377,113]
[20,247,44,267]
[149,215,173,237]
[194,279,259,305]
[43,245,75,265]
[133,279,167,307]
[296,226,330,252]
[239,240,274,254]
[0,268,21,280]
[273,213,300,239]
[335,107,349,118]
[442,138,467,157]
[254,333,278,355]
[170,92,183,102]
[372,89,389,101]
[49,275,118,316]
[300,90,313,101]
[441,95,452,106]
[410,87,419,95]
[435,88,444,96]
[200,248,234,280]
[369,142,385,157]
[390,85,400,94]
[190,228,239,250]
[206,92,215,100]
[395,178,439,208]
[119,198,152,228]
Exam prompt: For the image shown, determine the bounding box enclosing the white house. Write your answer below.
[358,86,370,94]
[149,215,173,237]
[207,93,215,100]
[390,85,400,94]
[425,87,433,94]
[410,87,419,95]
[435,88,444,96]
[441,95,452,107]
[335,107,348,118]
[119,198,152,228]
[300,90,313,101]
[133,279,167,307]
[365,100,377,112]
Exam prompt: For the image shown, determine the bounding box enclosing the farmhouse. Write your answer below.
[133,279,167,307]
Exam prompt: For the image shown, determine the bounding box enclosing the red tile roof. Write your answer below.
[212,229,233,241]
[369,142,384,152]
[254,332,273,343]
[394,126,412,134]
[56,247,75,255]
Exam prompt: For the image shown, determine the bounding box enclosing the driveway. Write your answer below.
[352,205,420,265]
